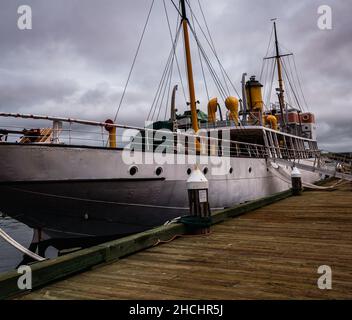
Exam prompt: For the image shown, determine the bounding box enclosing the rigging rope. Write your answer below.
[285,56,301,109]
[185,0,229,97]
[113,0,155,122]
[187,23,227,101]
[269,165,349,190]
[156,55,174,120]
[281,57,302,111]
[260,24,275,81]
[189,3,210,102]
[186,0,240,98]
[292,56,310,111]
[262,51,275,109]
[266,58,276,109]
[148,25,182,121]
[163,0,187,104]
[194,0,230,96]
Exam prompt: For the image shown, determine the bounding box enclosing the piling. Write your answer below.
[291,167,302,195]
[181,166,211,234]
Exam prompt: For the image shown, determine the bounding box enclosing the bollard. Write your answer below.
[291,167,302,196]
[180,166,212,234]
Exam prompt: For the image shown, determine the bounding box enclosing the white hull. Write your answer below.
[0,144,321,238]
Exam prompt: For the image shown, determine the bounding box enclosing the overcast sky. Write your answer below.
[0,0,351,151]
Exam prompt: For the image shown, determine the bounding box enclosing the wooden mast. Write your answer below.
[180,0,199,133]
[273,21,287,129]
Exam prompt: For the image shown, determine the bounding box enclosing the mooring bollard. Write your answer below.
[181,166,211,234]
[291,167,302,196]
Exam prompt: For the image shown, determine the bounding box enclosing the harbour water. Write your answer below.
[0,215,60,274]
[0,215,33,273]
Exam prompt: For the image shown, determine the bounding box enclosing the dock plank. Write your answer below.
[18,182,352,299]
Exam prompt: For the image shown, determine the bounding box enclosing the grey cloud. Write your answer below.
[0,77,79,111]
[0,0,351,151]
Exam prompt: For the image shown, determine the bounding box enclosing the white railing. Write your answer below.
[0,112,320,161]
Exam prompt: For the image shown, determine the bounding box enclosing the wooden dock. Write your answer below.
[2,180,352,300]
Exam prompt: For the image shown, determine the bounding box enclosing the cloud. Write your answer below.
[0,0,350,151]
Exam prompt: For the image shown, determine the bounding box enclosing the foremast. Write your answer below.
[273,20,286,129]
[264,20,293,131]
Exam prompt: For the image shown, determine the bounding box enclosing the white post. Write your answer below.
[184,166,211,234]
[52,120,62,144]
[291,167,302,195]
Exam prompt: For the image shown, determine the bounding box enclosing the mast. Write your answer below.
[273,21,287,129]
[180,0,199,133]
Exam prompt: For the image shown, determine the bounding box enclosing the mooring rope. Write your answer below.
[0,228,46,261]
[268,165,348,190]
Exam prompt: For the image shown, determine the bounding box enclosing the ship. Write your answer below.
[0,1,323,243]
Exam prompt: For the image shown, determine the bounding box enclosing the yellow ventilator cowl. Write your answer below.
[207,97,218,123]
[225,96,239,125]
[266,115,278,131]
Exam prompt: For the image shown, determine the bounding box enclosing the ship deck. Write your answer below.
[6,179,351,300]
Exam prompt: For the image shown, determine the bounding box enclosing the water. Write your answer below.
[0,215,33,274]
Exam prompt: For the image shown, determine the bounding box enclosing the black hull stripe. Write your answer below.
[0,177,165,185]
[4,186,189,210]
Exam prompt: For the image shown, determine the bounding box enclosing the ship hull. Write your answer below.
[0,144,321,239]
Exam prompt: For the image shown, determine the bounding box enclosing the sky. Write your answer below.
[0,0,351,152]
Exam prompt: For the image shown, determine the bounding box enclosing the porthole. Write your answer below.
[129,166,138,176]
[187,168,192,175]
[248,167,252,173]
[155,167,163,176]
[229,167,233,174]
[203,167,208,175]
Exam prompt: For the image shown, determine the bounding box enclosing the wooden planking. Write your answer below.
[17,181,352,300]
[0,222,188,300]
[0,187,293,300]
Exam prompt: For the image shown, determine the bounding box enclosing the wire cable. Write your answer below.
[113,0,155,122]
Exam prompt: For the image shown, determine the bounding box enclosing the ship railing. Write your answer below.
[270,145,321,160]
[0,112,274,159]
[113,133,270,159]
[0,123,112,147]
[319,150,352,175]
[0,112,321,161]
[0,123,265,155]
